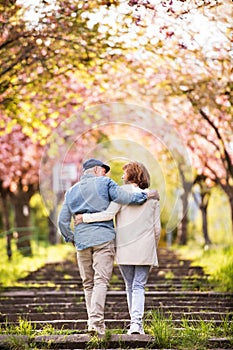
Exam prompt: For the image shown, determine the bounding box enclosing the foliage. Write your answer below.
[188,186,232,245]
[0,0,232,248]
[0,237,74,287]
[197,245,233,292]
[215,258,233,292]
[0,124,42,190]
[175,243,233,292]
[29,193,49,241]
[0,0,116,111]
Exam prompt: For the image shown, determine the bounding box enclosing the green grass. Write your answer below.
[0,318,37,350]
[0,319,82,337]
[145,310,233,349]
[0,315,232,350]
[86,330,113,349]
[0,238,75,287]
[145,310,172,348]
[0,319,82,350]
[0,236,232,349]
[0,318,36,336]
[0,321,122,350]
[174,243,233,292]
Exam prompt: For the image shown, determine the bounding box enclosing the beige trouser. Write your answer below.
[77,240,115,329]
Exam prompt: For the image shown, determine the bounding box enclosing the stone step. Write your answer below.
[0,334,230,350]
[1,293,232,307]
[27,276,208,287]
[0,248,232,349]
[20,265,207,281]
[1,310,231,322]
[18,276,211,284]
[1,302,231,313]
[3,285,216,294]
[1,283,215,293]
[1,296,232,309]
[1,289,231,297]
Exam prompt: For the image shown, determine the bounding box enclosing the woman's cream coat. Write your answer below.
[83,184,161,266]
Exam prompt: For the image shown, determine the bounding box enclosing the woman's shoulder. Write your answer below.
[121,183,143,192]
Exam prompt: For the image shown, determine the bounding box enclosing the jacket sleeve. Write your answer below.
[108,179,147,205]
[153,200,161,247]
[58,194,74,243]
[83,201,120,222]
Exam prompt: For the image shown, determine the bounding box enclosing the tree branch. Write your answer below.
[199,108,233,178]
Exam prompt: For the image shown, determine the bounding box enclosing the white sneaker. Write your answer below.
[127,323,144,334]
[88,325,105,336]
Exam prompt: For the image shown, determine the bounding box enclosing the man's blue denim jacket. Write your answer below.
[58,174,147,250]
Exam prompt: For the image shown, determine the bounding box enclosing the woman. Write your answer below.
[75,161,161,335]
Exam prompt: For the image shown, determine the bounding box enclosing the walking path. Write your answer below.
[0,247,232,349]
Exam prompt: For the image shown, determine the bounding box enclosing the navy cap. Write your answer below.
[83,158,110,173]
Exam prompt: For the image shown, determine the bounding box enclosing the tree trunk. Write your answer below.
[10,184,36,257]
[48,211,58,245]
[199,189,212,246]
[48,191,64,244]
[177,168,192,245]
[0,185,12,259]
[13,196,32,256]
[193,175,212,246]
[177,189,189,245]
[200,203,212,246]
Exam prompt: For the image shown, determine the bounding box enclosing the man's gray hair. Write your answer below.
[84,166,99,175]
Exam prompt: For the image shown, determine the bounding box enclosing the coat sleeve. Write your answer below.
[108,179,147,205]
[83,201,120,222]
[58,194,74,243]
[153,200,161,247]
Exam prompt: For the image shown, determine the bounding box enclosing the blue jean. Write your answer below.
[119,265,150,327]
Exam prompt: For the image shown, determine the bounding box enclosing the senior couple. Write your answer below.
[58,158,161,336]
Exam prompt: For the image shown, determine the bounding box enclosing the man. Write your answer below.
[58,158,159,336]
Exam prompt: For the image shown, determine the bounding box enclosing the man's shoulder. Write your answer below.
[65,182,80,195]
[97,176,114,184]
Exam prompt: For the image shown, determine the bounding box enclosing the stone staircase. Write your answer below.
[0,248,232,349]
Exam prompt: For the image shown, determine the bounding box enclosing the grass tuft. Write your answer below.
[144,310,233,349]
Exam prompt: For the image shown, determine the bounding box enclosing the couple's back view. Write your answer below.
[58,159,160,336]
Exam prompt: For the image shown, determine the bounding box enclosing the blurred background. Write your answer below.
[0,1,232,279]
